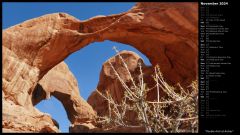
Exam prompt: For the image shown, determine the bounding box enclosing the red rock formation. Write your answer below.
[3,2,198,86]
[2,60,96,132]
[88,51,144,115]
[2,96,59,133]
[36,62,96,124]
[87,51,160,126]
[2,2,198,132]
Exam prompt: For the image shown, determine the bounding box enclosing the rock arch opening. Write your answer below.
[31,40,152,132]
[31,61,96,133]
[64,40,152,100]
[35,96,69,132]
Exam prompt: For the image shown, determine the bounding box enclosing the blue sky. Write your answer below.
[3,2,151,132]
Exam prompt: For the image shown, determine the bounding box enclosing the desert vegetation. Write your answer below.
[95,47,198,133]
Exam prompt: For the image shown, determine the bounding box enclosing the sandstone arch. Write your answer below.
[2,2,198,132]
[32,62,96,124]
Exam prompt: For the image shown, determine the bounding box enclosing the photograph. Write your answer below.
[2,1,236,134]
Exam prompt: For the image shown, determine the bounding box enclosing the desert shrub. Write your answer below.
[96,47,198,133]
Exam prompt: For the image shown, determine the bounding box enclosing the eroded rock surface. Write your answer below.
[36,62,96,124]
[2,55,96,132]
[88,51,145,115]
[2,2,198,133]
[87,51,160,126]
[2,96,59,133]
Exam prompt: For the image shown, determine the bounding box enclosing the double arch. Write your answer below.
[2,2,198,131]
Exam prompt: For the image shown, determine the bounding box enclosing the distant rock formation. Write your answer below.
[87,51,156,125]
[36,62,96,125]
[2,2,198,132]
[2,60,96,132]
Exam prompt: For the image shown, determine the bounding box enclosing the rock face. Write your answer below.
[87,51,160,125]
[2,50,96,132]
[2,2,198,132]
[2,60,96,132]
[88,51,144,113]
[35,62,96,124]
[2,46,40,108]
[2,91,59,133]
